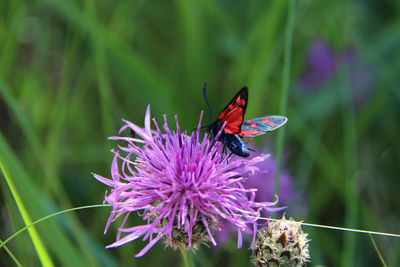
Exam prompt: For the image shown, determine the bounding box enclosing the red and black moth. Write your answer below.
[207,86,287,157]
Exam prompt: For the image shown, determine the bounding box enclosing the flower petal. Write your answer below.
[92,173,115,187]
[134,234,164,258]
[106,225,150,248]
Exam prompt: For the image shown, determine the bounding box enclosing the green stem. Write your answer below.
[339,60,358,267]
[0,160,54,267]
[180,248,193,267]
[274,0,296,213]
[0,238,23,267]
[368,234,387,267]
[0,204,109,250]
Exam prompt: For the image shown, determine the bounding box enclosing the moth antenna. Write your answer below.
[203,82,213,124]
[200,123,213,129]
[189,122,212,133]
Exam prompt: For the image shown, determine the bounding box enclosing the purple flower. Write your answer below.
[340,47,375,106]
[299,38,375,106]
[300,39,337,90]
[93,105,282,257]
[245,153,294,213]
[216,152,304,244]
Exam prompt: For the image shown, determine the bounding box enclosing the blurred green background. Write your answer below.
[1,0,399,266]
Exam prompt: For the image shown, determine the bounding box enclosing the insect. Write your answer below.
[205,85,287,157]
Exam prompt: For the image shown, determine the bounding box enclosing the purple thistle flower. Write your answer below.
[93,105,282,257]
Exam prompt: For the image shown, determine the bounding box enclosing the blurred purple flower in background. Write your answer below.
[300,38,374,106]
[245,153,298,214]
[93,105,283,257]
[300,39,337,91]
[341,47,375,106]
[216,150,305,244]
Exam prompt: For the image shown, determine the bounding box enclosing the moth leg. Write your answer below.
[248,147,256,152]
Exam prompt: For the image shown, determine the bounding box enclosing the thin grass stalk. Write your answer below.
[369,234,387,267]
[0,238,23,267]
[274,0,296,209]
[0,161,54,267]
[339,62,359,267]
[0,204,109,250]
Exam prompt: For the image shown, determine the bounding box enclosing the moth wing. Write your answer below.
[239,116,287,137]
[216,87,248,134]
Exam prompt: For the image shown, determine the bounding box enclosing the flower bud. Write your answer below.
[252,216,310,267]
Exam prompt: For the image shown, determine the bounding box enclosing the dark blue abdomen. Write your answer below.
[222,134,250,157]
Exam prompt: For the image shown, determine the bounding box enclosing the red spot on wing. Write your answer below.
[262,117,270,122]
[246,119,252,123]
[238,130,263,137]
[268,121,276,126]
[250,123,257,128]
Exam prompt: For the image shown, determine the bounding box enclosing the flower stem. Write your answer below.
[180,248,193,267]
[0,204,110,249]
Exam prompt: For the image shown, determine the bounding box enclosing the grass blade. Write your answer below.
[274,0,296,203]
[0,160,54,267]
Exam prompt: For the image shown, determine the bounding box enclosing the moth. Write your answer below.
[206,86,287,157]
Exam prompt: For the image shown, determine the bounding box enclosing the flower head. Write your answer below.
[252,216,311,266]
[93,105,281,257]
